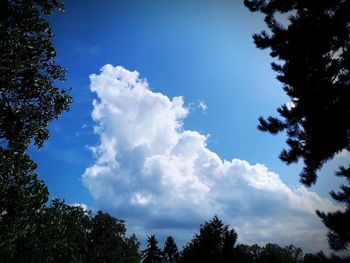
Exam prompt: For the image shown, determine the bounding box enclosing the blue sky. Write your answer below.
[29,0,349,253]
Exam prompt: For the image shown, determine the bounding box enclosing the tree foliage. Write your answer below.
[244,0,350,250]
[1,200,140,263]
[87,211,140,263]
[244,0,350,186]
[142,235,164,263]
[0,149,48,260]
[163,236,180,263]
[234,243,304,263]
[0,0,72,257]
[0,0,72,151]
[315,165,350,250]
[181,216,238,263]
[18,199,89,263]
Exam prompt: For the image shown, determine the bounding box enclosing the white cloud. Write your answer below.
[336,149,350,159]
[198,100,207,112]
[70,202,89,212]
[83,65,341,253]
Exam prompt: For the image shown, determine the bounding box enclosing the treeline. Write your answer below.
[2,204,349,263]
[1,199,139,262]
[143,216,350,263]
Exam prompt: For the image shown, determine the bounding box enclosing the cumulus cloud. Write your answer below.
[83,65,340,253]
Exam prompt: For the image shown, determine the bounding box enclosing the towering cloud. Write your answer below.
[84,65,339,253]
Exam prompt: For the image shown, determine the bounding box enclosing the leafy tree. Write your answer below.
[25,199,89,263]
[234,244,262,263]
[163,236,180,263]
[0,1,143,262]
[234,243,304,263]
[303,252,328,263]
[87,211,140,263]
[244,0,350,250]
[142,235,163,263]
[0,198,89,263]
[181,216,238,263]
[122,233,142,263]
[0,150,48,260]
[303,251,350,263]
[7,204,141,263]
[259,243,303,263]
[0,0,72,258]
[285,245,303,263]
[0,0,72,151]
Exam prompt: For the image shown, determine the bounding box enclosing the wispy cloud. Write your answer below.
[198,100,207,112]
[83,65,340,253]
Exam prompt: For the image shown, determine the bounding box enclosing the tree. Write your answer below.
[142,235,163,263]
[0,150,48,261]
[244,0,350,250]
[3,203,141,263]
[0,0,72,151]
[22,199,89,263]
[0,0,72,258]
[316,167,350,250]
[87,211,140,263]
[163,236,180,263]
[0,198,90,263]
[303,251,350,263]
[234,244,262,263]
[181,216,238,263]
[259,243,303,263]
[122,234,141,263]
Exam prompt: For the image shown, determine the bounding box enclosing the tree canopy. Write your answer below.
[0,0,72,258]
[142,235,164,263]
[87,211,140,263]
[181,216,238,263]
[0,0,72,151]
[244,0,350,250]
[163,236,180,263]
[0,149,48,260]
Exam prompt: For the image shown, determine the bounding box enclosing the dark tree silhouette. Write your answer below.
[234,244,262,263]
[181,216,238,263]
[244,0,350,250]
[304,251,350,263]
[163,236,180,263]
[235,243,304,263]
[260,244,303,263]
[0,0,71,258]
[142,235,164,263]
[87,211,140,263]
[0,0,72,152]
[316,165,350,250]
[0,150,48,260]
[1,199,141,263]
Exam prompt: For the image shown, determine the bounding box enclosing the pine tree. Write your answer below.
[316,166,350,250]
[163,236,179,263]
[142,235,163,263]
[244,0,350,250]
